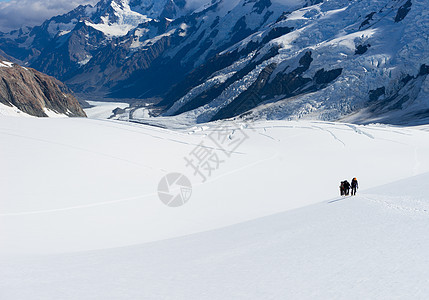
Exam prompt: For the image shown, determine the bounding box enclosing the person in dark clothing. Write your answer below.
[351,177,358,195]
[343,180,351,196]
[340,181,345,196]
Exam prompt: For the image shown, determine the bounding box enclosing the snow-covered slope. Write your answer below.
[1,117,429,298]
[3,174,429,299]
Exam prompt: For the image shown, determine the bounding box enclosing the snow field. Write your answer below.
[1,117,429,255]
[2,117,429,299]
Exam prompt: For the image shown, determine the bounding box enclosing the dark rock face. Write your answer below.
[262,27,294,44]
[419,64,429,76]
[313,68,342,85]
[369,87,386,102]
[231,16,254,46]
[253,0,272,14]
[0,59,86,117]
[359,12,376,29]
[160,0,181,19]
[395,0,412,22]
[355,44,370,55]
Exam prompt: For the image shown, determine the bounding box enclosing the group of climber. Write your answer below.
[340,178,358,196]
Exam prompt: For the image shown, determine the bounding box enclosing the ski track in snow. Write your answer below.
[258,132,280,141]
[311,125,346,146]
[344,124,375,139]
[0,153,279,217]
[0,193,155,217]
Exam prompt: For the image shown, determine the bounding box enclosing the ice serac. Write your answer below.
[0,57,86,117]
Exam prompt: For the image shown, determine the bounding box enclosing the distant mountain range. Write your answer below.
[1,0,428,124]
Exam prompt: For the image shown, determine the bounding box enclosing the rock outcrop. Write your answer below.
[0,57,86,117]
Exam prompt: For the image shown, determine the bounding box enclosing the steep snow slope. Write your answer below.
[1,117,429,298]
[84,0,151,37]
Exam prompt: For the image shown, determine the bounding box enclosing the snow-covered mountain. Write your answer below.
[0,0,188,81]
[158,0,429,124]
[0,0,320,93]
[0,0,428,124]
[0,56,86,117]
